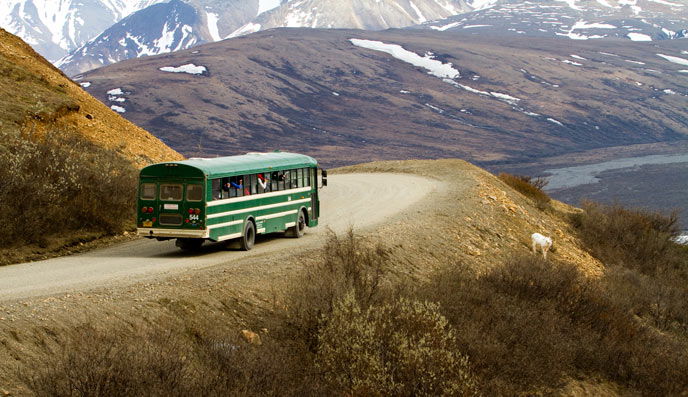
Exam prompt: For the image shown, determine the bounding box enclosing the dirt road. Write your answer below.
[0,173,437,301]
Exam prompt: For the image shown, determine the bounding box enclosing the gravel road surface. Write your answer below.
[0,173,436,301]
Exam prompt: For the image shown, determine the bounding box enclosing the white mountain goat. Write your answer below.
[531,233,553,260]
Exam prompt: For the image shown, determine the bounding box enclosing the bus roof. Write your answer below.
[140,152,318,178]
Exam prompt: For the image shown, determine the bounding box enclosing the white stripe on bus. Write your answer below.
[217,232,242,241]
[207,198,311,220]
[256,210,297,221]
[207,186,311,207]
[285,222,296,228]
[207,219,243,230]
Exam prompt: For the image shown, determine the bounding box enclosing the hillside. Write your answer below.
[0,28,182,166]
[78,28,688,167]
[1,159,685,394]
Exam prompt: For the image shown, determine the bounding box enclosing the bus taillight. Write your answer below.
[188,208,194,214]
[141,207,149,213]
[194,208,201,215]
[147,207,154,213]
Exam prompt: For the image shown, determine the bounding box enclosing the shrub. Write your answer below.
[498,173,550,210]
[0,130,138,246]
[281,229,392,351]
[317,291,478,396]
[422,255,688,395]
[24,324,199,396]
[572,201,684,275]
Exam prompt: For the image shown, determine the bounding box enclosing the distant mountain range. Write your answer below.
[413,0,687,41]
[76,28,688,167]
[2,0,686,76]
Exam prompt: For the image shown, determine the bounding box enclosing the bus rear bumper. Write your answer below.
[137,228,209,239]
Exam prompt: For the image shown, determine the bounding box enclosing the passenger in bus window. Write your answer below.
[278,171,286,190]
[222,178,232,199]
[257,173,269,192]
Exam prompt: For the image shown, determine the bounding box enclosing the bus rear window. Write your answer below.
[186,184,203,201]
[140,183,156,200]
[160,184,182,201]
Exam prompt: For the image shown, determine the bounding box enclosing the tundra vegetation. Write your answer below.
[24,196,688,395]
[0,130,138,249]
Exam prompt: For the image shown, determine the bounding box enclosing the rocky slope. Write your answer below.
[78,28,688,167]
[0,28,182,166]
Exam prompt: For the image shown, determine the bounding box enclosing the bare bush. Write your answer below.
[282,229,392,350]
[498,173,550,210]
[317,291,478,396]
[24,324,199,396]
[572,201,683,275]
[0,130,137,246]
[422,255,688,395]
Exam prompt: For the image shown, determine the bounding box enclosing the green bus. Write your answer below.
[136,152,326,251]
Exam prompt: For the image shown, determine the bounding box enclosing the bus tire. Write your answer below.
[176,238,204,251]
[240,221,255,251]
[287,210,306,238]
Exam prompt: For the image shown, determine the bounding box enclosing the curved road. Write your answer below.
[0,173,437,301]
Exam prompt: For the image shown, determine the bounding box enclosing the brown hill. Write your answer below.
[0,28,182,166]
[78,28,688,168]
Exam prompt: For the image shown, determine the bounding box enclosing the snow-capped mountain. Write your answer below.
[57,0,483,75]
[414,0,687,42]
[0,0,165,61]
[227,0,479,38]
[57,0,208,76]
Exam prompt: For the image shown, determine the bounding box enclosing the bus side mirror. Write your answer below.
[322,169,328,187]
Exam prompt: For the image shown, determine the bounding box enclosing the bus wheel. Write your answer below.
[287,210,306,238]
[176,238,204,251]
[240,221,255,251]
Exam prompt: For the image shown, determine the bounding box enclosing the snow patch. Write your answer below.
[627,32,652,41]
[107,88,123,95]
[80,82,91,88]
[570,55,586,60]
[647,0,683,6]
[562,60,583,66]
[349,39,460,79]
[228,22,262,38]
[206,12,222,42]
[430,22,461,31]
[464,24,491,28]
[159,63,207,75]
[409,1,427,23]
[572,21,616,29]
[657,54,688,66]
[663,89,676,94]
[547,118,564,126]
[258,0,282,15]
[111,105,126,113]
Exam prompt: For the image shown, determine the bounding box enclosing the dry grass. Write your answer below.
[498,173,551,210]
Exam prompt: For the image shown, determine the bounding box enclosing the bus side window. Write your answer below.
[212,179,222,200]
[297,168,304,188]
[245,174,255,195]
[290,169,298,189]
[271,171,279,191]
[229,176,243,197]
[305,168,311,187]
[278,171,286,191]
[257,173,269,193]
